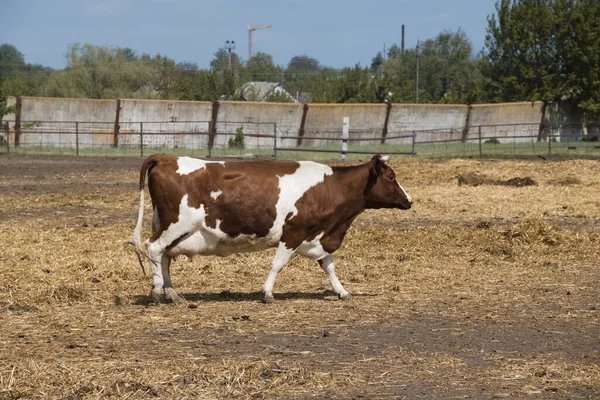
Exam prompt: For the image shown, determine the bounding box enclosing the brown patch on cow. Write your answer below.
[145,155,301,240]
[201,160,299,238]
[280,163,370,252]
[282,156,411,253]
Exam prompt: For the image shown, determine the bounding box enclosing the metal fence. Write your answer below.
[1,119,599,160]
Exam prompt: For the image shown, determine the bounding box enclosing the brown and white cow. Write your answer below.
[132,153,412,304]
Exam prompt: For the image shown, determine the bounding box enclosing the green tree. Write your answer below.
[484,0,561,103]
[0,44,50,115]
[42,44,174,99]
[288,55,320,72]
[246,52,282,82]
[283,55,321,97]
[484,0,600,117]
[210,48,242,73]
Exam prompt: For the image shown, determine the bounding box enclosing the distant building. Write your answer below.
[238,82,295,102]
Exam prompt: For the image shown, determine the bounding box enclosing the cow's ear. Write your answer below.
[370,154,383,177]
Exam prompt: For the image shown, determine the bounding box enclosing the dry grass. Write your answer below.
[1,155,599,399]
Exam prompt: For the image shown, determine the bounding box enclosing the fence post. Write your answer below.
[208,101,220,158]
[14,97,22,147]
[140,122,144,158]
[478,125,482,157]
[548,127,552,156]
[113,99,121,148]
[75,122,79,157]
[411,131,416,155]
[297,104,309,146]
[341,117,349,161]
[273,124,278,160]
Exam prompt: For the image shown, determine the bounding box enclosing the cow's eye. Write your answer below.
[389,175,395,181]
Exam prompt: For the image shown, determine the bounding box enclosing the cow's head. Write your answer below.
[364,154,412,210]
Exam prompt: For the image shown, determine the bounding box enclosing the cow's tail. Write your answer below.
[132,156,158,275]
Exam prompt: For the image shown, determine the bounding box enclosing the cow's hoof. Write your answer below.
[150,289,162,304]
[338,293,352,301]
[263,294,276,304]
[165,288,186,304]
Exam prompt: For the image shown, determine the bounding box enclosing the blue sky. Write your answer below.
[1,0,497,70]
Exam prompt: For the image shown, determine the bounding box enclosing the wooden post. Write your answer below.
[113,99,121,148]
[14,97,22,147]
[297,104,309,146]
[341,117,349,161]
[208,101,220,157]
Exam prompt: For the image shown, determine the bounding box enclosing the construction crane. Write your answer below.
[247,22,272,62]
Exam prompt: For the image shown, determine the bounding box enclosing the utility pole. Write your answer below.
[224,40,236,69]
[247,22,272,62]
[415,38,420,104]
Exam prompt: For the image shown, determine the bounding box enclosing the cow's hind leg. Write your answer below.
[263,243,294,303]
[318,255,351,300]
[147,241,166,304]
[161,255,186,304]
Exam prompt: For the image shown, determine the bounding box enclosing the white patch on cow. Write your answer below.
[396,180,412,203]
[210,190,222,200]
[381,154,391,162]
[162,195,276,258]
[176,157,225,175]
[295,232,328,260]
[270,162,333,238]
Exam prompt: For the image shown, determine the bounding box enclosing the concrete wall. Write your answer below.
[467,102,544,143]
[3,96,117,148]
[302,104,388,146]
[1,96,590,151]
[216,101,303,149]
[119,99,213,148]
[388,104,469,144]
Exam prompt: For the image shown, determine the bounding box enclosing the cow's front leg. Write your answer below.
[318,255,351,300]
[263,242,294,303]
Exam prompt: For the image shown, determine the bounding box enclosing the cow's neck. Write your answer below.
[330,163,372,219]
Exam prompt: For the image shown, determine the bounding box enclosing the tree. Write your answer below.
[41,44,174,99]
[312,65,379,103]
[287,55,320,72]
[484,0,561,103]
[246,52,282,82]
[374,30,484,104]
[484,0,600,118]
[0,44,26,77]
[210,48,242,73]
[0,44,50,114]
[370,52,384,73]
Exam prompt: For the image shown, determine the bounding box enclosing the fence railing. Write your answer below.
[1,120,599,160]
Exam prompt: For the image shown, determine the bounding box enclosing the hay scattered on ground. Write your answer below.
[1,156,599,398]
[458,172,537,187]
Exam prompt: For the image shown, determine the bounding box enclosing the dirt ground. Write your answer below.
[0,155,599,399]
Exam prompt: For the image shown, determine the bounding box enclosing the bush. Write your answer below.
[228,127,245,149]
[484,138,500,144]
